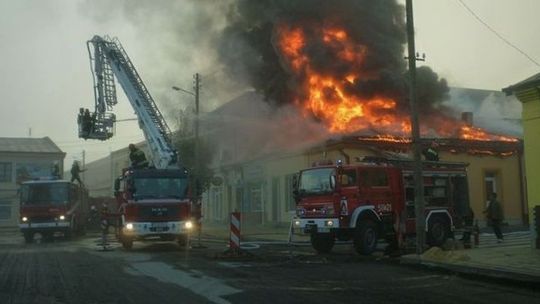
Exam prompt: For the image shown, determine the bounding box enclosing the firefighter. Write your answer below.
[83,109,93,137]
[484,192,504,243]
[422,141,439,161]
[128,144,149,169]
[70,161,86,185]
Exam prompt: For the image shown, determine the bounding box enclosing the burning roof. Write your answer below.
[328,135,523,158]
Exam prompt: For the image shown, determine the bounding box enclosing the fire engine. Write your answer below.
[292,157,470,255]
[19,178,89,242]
[78,35,194,249]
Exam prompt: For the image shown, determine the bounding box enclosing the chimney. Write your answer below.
[461,112,473,126]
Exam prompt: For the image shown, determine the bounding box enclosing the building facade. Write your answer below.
[504,74,540,246]
[0,137,65,227]
[204,137,525,229]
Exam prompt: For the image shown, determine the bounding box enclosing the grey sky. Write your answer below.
[0,0,538,166]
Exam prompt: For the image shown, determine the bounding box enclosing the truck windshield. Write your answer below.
[21,183,69,205]
[299,168,335,195]
[133,177,188,200]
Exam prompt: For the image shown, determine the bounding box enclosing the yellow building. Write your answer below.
[504,74,540,246]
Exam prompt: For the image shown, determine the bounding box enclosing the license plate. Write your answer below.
[31,223,53,228]
[151,222,168,228]
[304,224,317,233]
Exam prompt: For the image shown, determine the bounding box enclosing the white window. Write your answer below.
[484,171,498,206]
[212,187,223,220]
[0,199,12,220]
[0,162,12,182]
[250,187,263,212]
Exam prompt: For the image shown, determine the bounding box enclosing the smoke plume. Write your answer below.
[218,0,449,113]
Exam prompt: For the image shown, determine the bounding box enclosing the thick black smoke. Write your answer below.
[218,0,448,112]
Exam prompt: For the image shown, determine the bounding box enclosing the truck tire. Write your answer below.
[310,233,335,254]
[24,232,33,243]
[427,217,449,247]
[353,220,378,255]
[122,239,133,250]
[64,229,73,240]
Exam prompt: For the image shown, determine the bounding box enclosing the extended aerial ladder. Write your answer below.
[78,35,177,169]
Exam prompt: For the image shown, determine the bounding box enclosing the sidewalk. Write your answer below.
[401,242,540,285]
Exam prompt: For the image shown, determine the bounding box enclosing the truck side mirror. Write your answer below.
[292,173,300,203]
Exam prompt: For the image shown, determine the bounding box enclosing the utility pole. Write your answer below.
[82,149,86,184]
[194,73,201,200]
[406,0,426,255]
[193,73,205,248]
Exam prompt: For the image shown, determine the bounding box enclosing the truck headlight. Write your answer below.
[59,215,65,220]
[325,220,334,227]
[184,221,193,229]
[22,216,28,222]
[126,223,134,230]
[294,220,301,226]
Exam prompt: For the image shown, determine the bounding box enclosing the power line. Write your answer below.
[456,0,540,67]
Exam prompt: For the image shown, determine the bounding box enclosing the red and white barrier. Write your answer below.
[229,212,241,250]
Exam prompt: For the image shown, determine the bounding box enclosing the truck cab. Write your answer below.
[19,179,88,242]
[115,168,194,249]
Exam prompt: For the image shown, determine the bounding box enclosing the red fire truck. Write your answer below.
[291,157,470,254]
[19,178,89,243]
[113,168,193,249]
[79,36,196,249]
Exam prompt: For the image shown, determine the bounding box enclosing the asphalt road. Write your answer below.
[0,233,539,304]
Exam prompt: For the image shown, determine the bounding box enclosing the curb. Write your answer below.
[400,255,540,286]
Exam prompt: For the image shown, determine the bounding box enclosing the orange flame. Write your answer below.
[276,23,517,142]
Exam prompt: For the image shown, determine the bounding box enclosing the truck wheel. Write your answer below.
[122,239,133,250]
[353,220,378,255]
[427,217,449,247]
[310,233,335,254]
[24,232,33,243]
[177,235,189,247]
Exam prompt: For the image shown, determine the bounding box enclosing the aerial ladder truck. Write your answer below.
[78,35,194,249]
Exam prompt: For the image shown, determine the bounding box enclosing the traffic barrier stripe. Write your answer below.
[230,212,241,249]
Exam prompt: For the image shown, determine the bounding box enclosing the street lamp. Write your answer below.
[172,74,203,248]
[172,86,195,97]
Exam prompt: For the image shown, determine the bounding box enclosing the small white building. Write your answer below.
[0,137,65,227]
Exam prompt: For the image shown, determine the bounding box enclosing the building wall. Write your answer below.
[0,152,64,227]
[442,152,524,226]
[83,154,114,197]
[522,97,540,238]
[82,144,147,198]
